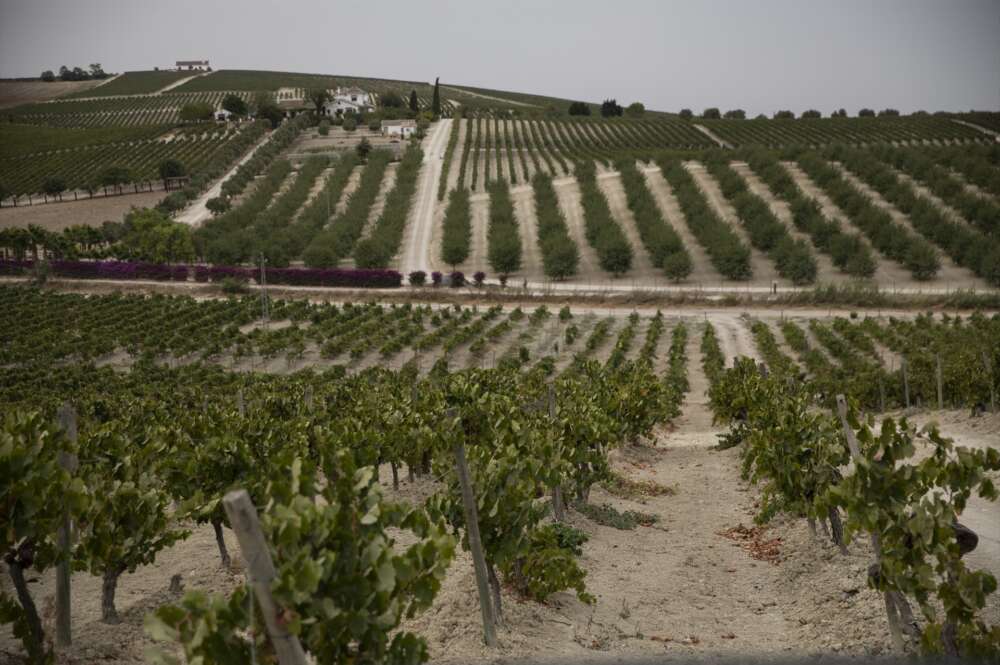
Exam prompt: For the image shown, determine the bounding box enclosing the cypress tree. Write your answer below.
[409,90,418,113]
[432,77,441,117]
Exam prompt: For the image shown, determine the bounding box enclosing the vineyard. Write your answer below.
[62,70,196,98]
[1,284,997,663]
[5,92,244,127]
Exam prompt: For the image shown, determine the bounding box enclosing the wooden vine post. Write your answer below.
[222,490,308,665]
[447,408,498,647]
[55,403,79,649]
[835,395,916,652]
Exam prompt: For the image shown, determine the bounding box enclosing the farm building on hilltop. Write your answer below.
[176,60,210,71]
[381,119,417,137]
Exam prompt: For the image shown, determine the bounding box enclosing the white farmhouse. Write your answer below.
[381,119,417,138]
[322,87,374,117]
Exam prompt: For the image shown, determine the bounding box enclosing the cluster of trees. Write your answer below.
[744,149,877,278]
[659,158,752,280]
[0,208,194,264]
[679,107,909,120]
[574,161,632,274]
[353,144,424,269]
[705,156,818,284]
[40,64,108,82]
[797,151,941,280]
[440,188,471,267]
[486,180,521,277]
[532,172,579,279]
[614,159,693,281]
[567,99,644,118]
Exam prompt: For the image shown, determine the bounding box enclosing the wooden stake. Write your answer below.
[222,490,308,665]
[448,409,497,647]
[55,404,79,649]
[935,354,943,410]
[835,395,905,651]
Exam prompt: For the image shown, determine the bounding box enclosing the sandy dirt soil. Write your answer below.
[399,118,452,275]
[832,163,986,288]
[0,79,106,108]
[0,192,163,230]
[730,162,845,284]
[511,184,543,282]
[684,162,785,286]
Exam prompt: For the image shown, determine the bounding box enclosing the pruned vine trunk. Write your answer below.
[101,566,125,624]
[487,563,503,625]
[828,506,848,555]
[212,517,231,568]
[391,462,400,491]
[7,555,46,662]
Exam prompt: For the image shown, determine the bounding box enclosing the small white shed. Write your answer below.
[381,119,417,138]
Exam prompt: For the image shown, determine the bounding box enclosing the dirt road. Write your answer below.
[400,118,452,275]
[175,131,274,226]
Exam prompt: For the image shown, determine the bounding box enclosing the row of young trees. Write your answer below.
[658,158,752,280]
[836,146,1000,287]
[487,180,522,277]
[354,144,425,268]
[440,188,471,267]
[795,152,941,280]
[742,149,878,278]
[614,159,693,281]
[532,172,579,280]
[705,155,818,284]
[574,161,633,275]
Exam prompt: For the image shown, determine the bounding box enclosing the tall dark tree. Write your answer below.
[858,108,876,117]
[678,108,693,119]
[600,99,623,117]
[221,94,248,116]
[307,88,331,117]
[723,109,745,119]
[801,109,821,118]
[701,107,721,119]
[773,110,795,119]
[380,91,405,108]
[409,90,419,113]
[40,70,55,82]
[432,77,441,117]
[568,101,591,116]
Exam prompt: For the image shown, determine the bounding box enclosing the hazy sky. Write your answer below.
[1,0,998,115]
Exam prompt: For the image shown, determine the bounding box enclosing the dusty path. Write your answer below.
[155,72,210,94]
[461,192,490,275]
[684,162,784,285]
[511,184,543,282]
[400,118,452,275]
[175,131,274,226]
[440,85,540,108]
[692,123,733,148]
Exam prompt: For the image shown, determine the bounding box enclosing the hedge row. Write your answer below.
[195,159,293,265]
[706,157,818,285]
[614,159,692,281]
[440,187,471,267]
[354,144,424,268]
[743,149,877,279]
[437,113,462,201]
[303,150,392,267]
[658,159,752,280]
[575,161,632,275]
[797,151,940,280]
[0,259,401,288]
[456,116,474,190]
[845,147,1000,286]
[470,117,483,190]
[532,172,578,279]
[487,179,521,276]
